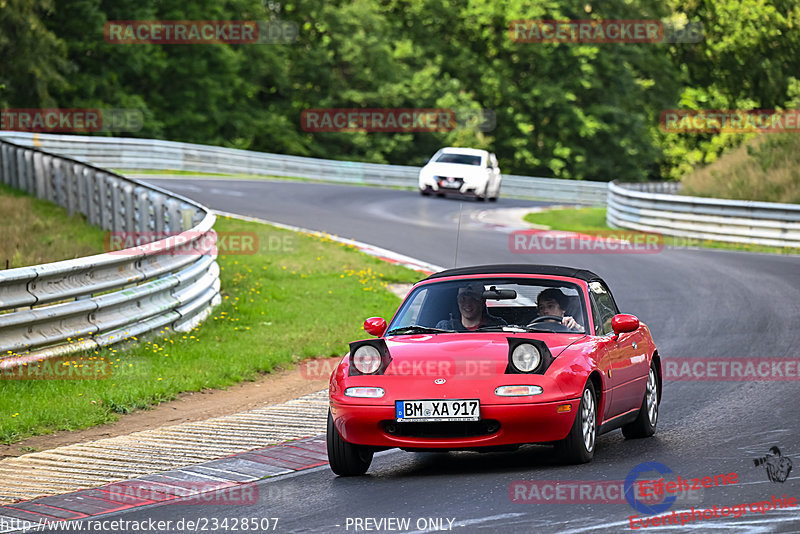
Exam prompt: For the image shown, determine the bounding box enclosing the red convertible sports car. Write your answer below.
[327,264,661,475]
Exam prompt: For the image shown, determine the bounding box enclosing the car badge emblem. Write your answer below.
[434,378,446,385]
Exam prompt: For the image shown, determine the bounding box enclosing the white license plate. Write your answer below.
[439,180,461,188]
[395,399,480,422]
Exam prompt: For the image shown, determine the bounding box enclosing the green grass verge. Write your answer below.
[0,183,107,268]
[0,216,420,444]
[523,207,800,255]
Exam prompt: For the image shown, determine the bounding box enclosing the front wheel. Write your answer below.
[622,363,659,439]
[557,380,596,464]
[327,411,373,476]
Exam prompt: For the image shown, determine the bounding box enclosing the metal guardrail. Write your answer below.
[607,181,800,248]
[0,132,609,205]
[0,139,220,370]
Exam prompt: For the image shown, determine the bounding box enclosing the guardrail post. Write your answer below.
[78,167,90,216]
[166,198,181,233]
[110,177,123,232]
[33,151,46,199]
[17,149,28,193]
[99,173,113,230]
[45,154,58,203]
[122,183,135,231]
[135,186,150,232]
[86,169,100,226]
[181,208,195,231]
[65,162,78,215]
[152,193,166,233]
[0,144,8,186]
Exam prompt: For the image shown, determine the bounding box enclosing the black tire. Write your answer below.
[489,183,500,201]
[327,411,373,476]
[557,380,596,464]
[622,363,659,439]
[420,188,431,196]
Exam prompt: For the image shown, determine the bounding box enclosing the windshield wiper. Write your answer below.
[385,326,455,335]
[521,324,585,334]
[473,325,526,332]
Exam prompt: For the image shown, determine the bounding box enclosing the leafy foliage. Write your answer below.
[1,0,796,182]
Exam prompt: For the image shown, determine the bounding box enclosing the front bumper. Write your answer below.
[420,176,488,196]
[330,398,580,449]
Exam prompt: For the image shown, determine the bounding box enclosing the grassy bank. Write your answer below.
[0,216,420,444]
[680,134,800,204]
[0,184,107,269]
[523,207,799,255]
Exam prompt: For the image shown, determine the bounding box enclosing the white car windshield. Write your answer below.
[435,154,482,166]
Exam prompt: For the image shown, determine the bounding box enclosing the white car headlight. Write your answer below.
[353,345,382,374]
[511,343,542,372]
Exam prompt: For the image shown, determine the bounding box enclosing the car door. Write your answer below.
[588,294,617,421]
[589,281,645,417]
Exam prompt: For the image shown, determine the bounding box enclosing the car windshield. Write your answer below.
[387,278,588,334]
[435,153,482,166]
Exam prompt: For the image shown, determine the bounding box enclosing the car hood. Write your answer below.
[421,162,487,179]
[381,332,584,377]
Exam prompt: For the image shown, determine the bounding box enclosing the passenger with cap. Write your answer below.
[436,282,507,331]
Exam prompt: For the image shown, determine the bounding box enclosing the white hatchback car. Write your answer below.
[418,147,502,201]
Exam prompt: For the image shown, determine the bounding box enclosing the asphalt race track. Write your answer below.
[52,178,800,533]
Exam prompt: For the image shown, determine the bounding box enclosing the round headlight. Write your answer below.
[353,345,382,374]
[511,343,541,372]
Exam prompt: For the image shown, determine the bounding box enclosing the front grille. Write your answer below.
[382,419,501,438]
[436,176,464,189]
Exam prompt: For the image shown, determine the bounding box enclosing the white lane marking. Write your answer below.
[209,187,246,197]
[732,475,800,486]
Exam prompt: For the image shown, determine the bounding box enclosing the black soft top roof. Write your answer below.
[424,264,603,283]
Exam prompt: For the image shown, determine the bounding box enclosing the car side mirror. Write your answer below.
[611,314,639,334]
[364,317,387,337]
